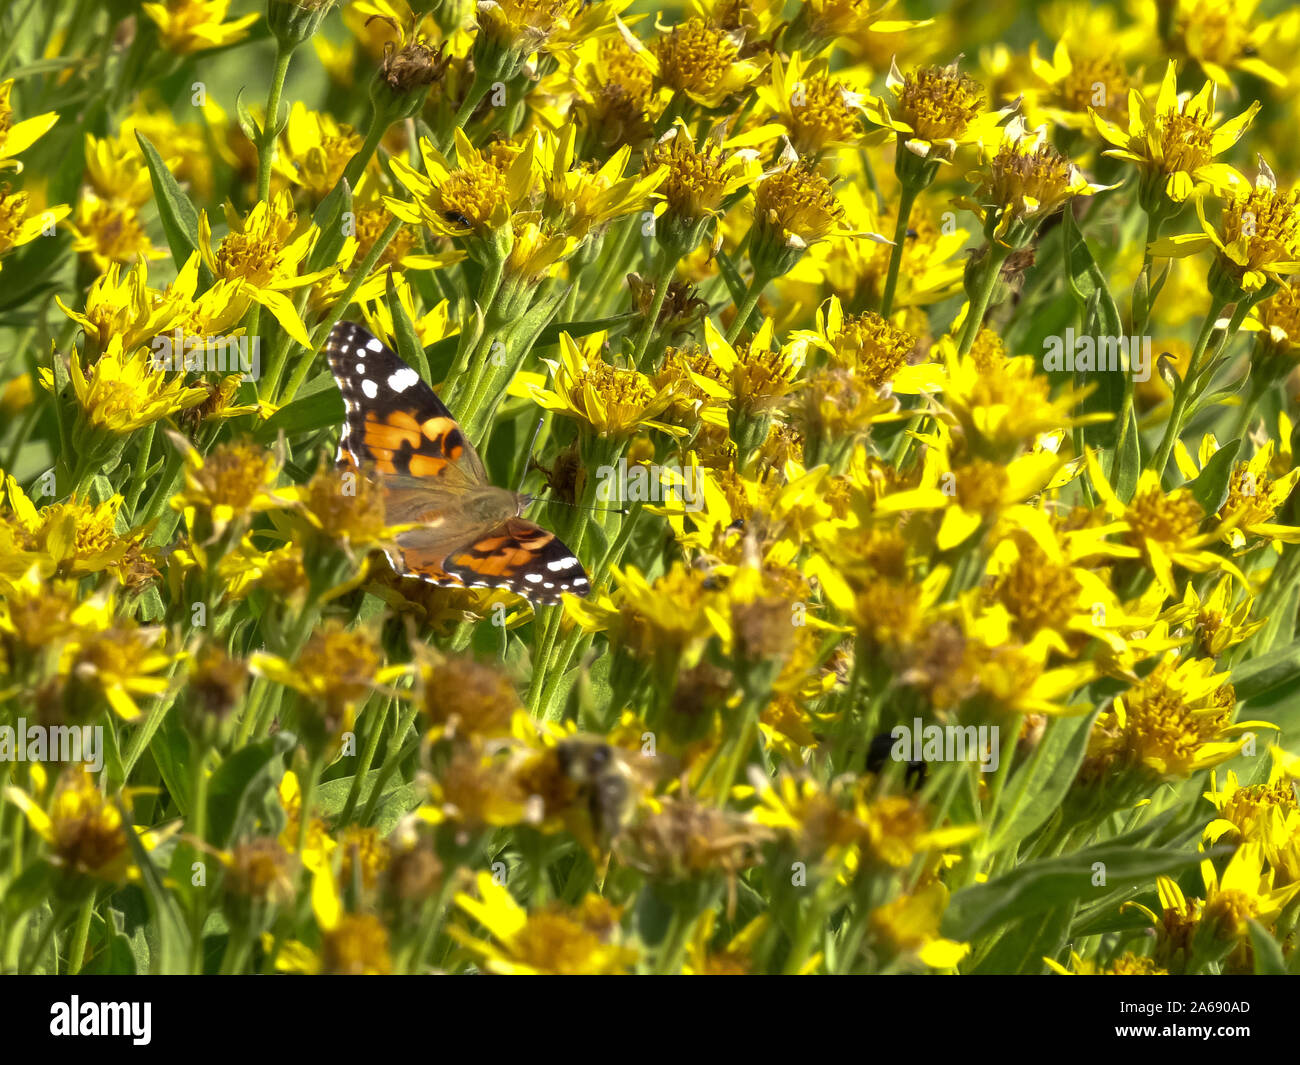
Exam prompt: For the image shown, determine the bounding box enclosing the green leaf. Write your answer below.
[942,844,1215,942]
[1248,919,1287,974]
[1230,636,1300,701]
[1187,439,1240,516]
[714,247,748,310]
[1061,210,1128,457]
[307,177,353,275]
[256,386,345,440]
[117,799,191,974]
[206,736,292,848]
[386,269,430,380]
[135,132,213,290]
[1111,407,1141,502]
[969,901,1074,974]
[1062,209,1122,335]
[987,708,1098,854]
[2,861,57,917]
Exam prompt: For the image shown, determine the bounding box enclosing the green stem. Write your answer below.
[957,244,1009,356]
[879,182,920,318]
[256,44,296,204]
[627,248,677,367]
[66,892,95,975]
[724,270,770,346]
[339,697,392,824]
[278,216,404,403]
[1148,297,1229,479]
[359,703,420,825]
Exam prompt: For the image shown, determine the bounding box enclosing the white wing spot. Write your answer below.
[546,556,579,572]
[366,338,384,352]
[524,573,543,584]
[355,362,366,374]
[388,367,420,392]
[361,379,379,399]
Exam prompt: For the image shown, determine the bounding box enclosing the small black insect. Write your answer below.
[865,730,927,789]
[444,210,472,228]
[905,227,919,240]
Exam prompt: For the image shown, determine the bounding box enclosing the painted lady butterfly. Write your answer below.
[325,321,589,605]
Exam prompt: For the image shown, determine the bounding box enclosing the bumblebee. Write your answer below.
[554,737,661,846]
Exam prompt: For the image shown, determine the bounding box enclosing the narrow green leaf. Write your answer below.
[117,799,191,974]
[386,268,430,380]
[256,386,345,440]
[135,132,213,289]
[987,708,1098,854]
[1249,919,1287,974]
[1188,439,1240,516]
[942,844,1216,942]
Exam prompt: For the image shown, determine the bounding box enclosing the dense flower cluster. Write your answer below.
[2,0,1300,976]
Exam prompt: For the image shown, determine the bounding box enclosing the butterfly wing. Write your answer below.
[326,322,590,605]
[325,320,487,485]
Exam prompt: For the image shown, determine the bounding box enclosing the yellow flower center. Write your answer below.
[646,135,733,220]
[191,441,278,510]
[897,64,986,143]
[829,310,915,387]
[322,913,392,974]
[1058,56,1128,118]
[1125,484,1203,547]
[786,75,861,153]
[1223,184,1300,268]
[954,458,1009,515]
[754,162,843,245]
[994,541,1083,637]
[654,18,738,98]
[1156,109,1215,176]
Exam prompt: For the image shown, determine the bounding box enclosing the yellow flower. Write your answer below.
[0,78,59,172]
[277,103,364,201]
[863,58,1012,164]
[4,769,167,883]
[1086,457,1246,596]
[388,129,534,241]
[1150,161,1300,296]
[747,153,885,279]
[537,123,666,240]
[512,331,683,440]
[1083,652,1266,781]
[782,0,932,56]
[750,51,868,156]
[66,195,161,272]
[451,871,639,974]
[641,17,764,110]
[250,622,407,742]
[1161,576,1264,657]
[0,185,69,266]
[643,122,761,251]
[198,190,334,347]
[1028,39,1132,131]
[83,131,158,208]
[962,116,1114,247]
[1090,61,1258,208]
[45,337,209,439]
[170,437,292,547]
[1163,0,1289,90]
[869,881,970,970]
[64,621,176,722]
[142,0,259,56]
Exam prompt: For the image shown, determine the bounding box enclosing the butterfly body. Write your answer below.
[325,321,589,604]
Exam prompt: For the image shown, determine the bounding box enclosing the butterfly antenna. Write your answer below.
[516,417,545,495]
[538,496,629,516]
